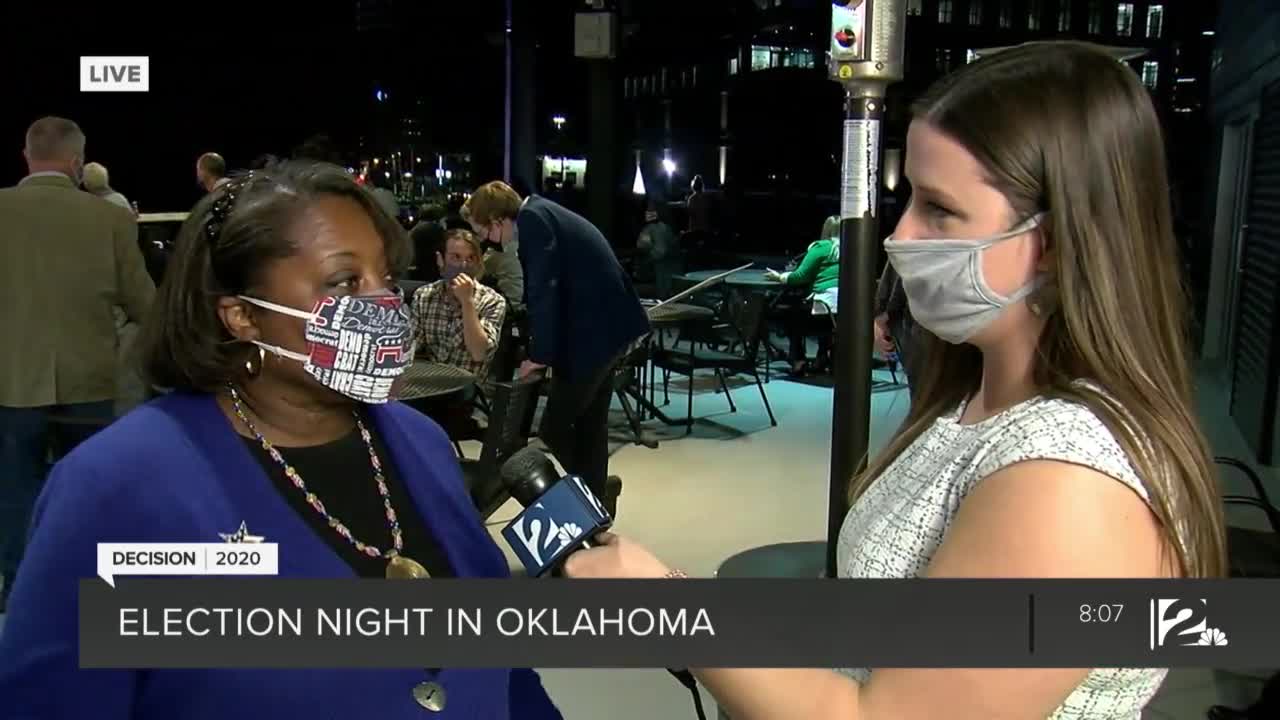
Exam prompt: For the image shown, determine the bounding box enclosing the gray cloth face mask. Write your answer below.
[882,213,1046,344]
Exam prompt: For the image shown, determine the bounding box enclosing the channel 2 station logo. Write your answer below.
[1149,599,1229,650]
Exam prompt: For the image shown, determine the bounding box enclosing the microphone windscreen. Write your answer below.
[499,446,558,504]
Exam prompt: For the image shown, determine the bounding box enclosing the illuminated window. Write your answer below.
[1146,5,1163,38]
[1000,0,1012,27]
[728,57,738,75]
[1141,60,1158,88]
[1088,0,1101,34]
[751,46,772,71]
[938,0,954,23]
[907,0,923,15]
[1058,0,1072,31]
[1116,3,1134,36]
[970,0,983,25]
[783,49,815,69]
[1028,0,1042,29]
[936,48,953,71]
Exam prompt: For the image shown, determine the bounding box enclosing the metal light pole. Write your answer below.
[826,0,907,578]
[503,0,514,183]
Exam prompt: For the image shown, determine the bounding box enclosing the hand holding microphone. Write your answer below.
[497,447,673,579]
[498,448,706,720]
[498,447,610,577]
[561,532,673,580]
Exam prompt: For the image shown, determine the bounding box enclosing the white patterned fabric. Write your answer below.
[836,393,1168,719]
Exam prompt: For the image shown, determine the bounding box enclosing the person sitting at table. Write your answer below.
[0,161,562,720]
[765,215,841,376]
[412,228,507,378]
[410,229,507,436]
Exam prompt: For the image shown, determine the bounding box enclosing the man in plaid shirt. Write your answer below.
[412,229,507,378]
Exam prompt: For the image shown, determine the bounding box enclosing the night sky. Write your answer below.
[1,1,513,212]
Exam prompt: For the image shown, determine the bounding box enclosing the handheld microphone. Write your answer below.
[498,447,612,578]
[497,448,707,720]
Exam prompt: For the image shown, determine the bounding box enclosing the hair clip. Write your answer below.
[204,172,255,242]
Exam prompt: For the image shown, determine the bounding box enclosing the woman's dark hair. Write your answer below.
[138,160,412,393]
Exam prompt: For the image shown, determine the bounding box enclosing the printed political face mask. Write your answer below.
[239,291,414,404]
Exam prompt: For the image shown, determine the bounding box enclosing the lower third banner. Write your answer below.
[78,578,1279,668]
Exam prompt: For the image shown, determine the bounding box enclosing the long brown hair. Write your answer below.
[851,42,1227,579]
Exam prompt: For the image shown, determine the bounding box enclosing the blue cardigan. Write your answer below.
[0,393,562,720]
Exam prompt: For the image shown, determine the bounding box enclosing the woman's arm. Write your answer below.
[782,241,831,287]
[0,458,138,718]
[568,459,1168,719]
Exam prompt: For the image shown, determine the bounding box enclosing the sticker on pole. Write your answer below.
[840,118,880,220]
[97,543,279,587]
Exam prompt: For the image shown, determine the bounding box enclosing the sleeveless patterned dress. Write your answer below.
[836,394,1168,719]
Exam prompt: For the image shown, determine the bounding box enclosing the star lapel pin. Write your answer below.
[219,521,265,544]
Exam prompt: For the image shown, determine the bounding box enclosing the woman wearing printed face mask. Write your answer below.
[0,162,562,720]
[565,42,1226,719]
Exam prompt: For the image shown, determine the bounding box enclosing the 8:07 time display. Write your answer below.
[1079,604,1125,623]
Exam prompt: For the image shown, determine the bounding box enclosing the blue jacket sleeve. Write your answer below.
[508,668,564,719]
[516,209,561,367]
[0,456,139,718]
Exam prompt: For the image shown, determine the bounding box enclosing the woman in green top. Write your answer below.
[765,216,840,376]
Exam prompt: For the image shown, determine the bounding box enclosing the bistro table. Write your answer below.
[676,268,782,289]
[396,361,475,401]
[645,301,715,326]
[674,269,793,377]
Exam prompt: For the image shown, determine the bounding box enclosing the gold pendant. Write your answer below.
[386,554,430,579]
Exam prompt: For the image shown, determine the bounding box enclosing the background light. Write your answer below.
[883,149,902,191]
[662,158,677,175]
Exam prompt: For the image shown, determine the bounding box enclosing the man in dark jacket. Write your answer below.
[464,182,649,507]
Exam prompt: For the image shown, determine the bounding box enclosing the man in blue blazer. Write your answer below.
[465,182,649,509]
